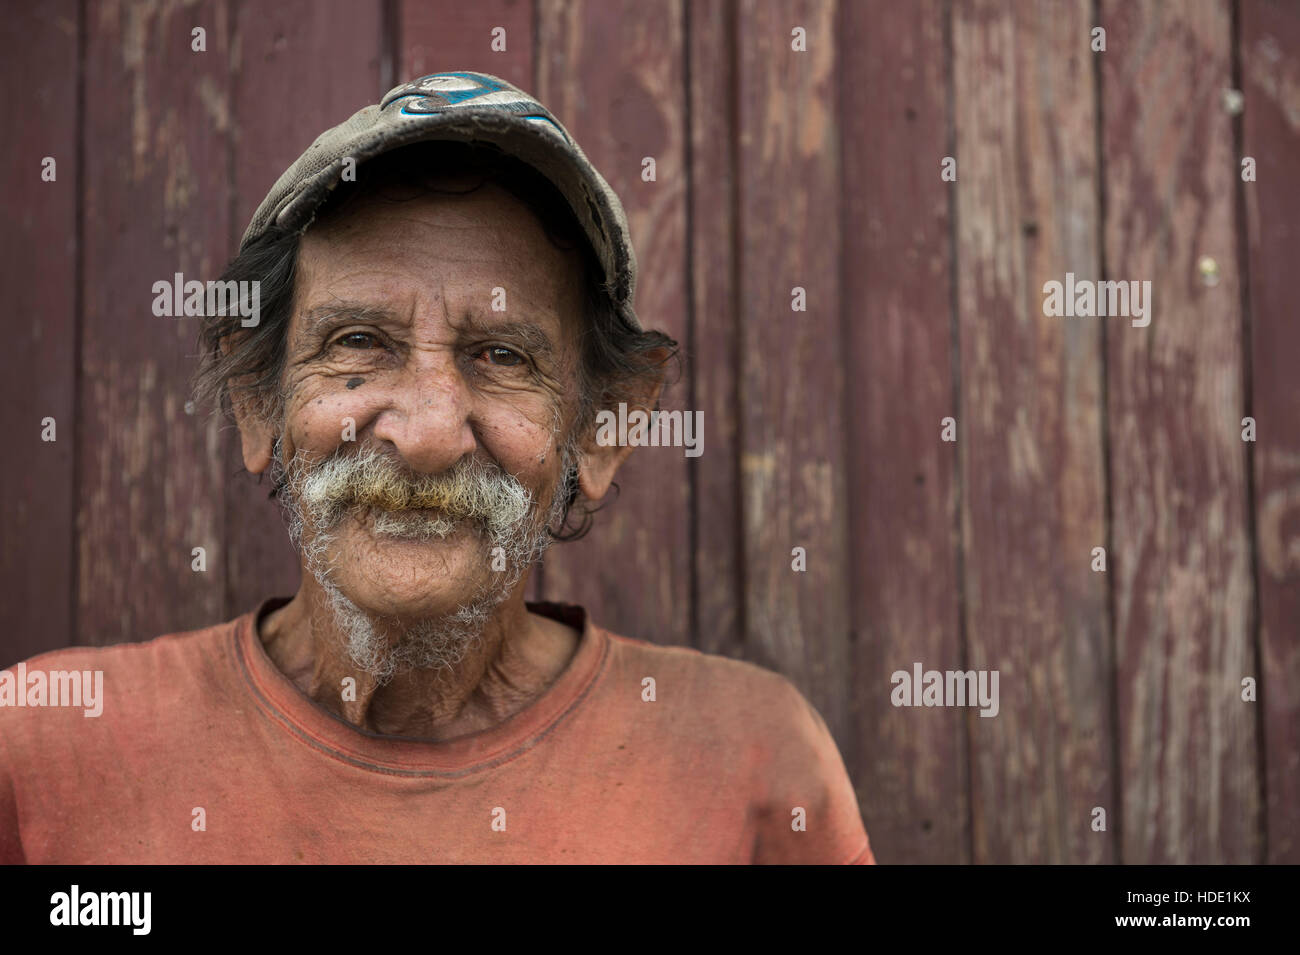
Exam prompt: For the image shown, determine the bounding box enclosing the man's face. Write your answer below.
[272,179,585,624]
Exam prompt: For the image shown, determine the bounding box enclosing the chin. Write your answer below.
[324,518,504,620]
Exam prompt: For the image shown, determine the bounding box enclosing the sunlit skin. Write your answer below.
[229,180,654,740]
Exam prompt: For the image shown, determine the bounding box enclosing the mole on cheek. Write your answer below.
[347,377,365,390]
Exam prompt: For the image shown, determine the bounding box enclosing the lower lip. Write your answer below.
[359,506,467,527]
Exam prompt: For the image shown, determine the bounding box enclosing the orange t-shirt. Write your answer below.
[0,599,873,864]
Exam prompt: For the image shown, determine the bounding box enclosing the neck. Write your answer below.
[257,571,580,739]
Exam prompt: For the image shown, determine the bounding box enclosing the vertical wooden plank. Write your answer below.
[1102,0,1259,863]
[953,0,1113,864]
[842,0,968,864]
[1240,0,1300,865]
[224,0,384,616]
[536,0,692,646]
[690,0,741,657]
[79,0,231,645]
[231,0,384,261]
[399,0,534,90]
[0,2,79,664]
[735,0,851,741]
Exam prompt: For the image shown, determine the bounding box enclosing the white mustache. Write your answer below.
[294,445,533,537]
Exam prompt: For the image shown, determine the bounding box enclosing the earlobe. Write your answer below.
[574,347,670,502]
[575,354,670,502]
[576,440,633,503]
[238,417,276,475]
[219,331,277,475]
[229,386,275,475]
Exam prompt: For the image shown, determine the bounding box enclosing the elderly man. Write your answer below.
[0,72,872,864]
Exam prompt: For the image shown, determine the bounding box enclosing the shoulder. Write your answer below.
[597,628,870,863]
[598,627,842,769]
[0,613,249,750]
[604,631,807,717]
[0,613,252,864]
[6,616,241,673]
[2,615,244,699]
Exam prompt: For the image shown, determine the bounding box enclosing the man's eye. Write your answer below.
[482,346,524,366]
[336,332,378,349]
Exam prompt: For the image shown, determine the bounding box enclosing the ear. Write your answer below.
[575,434,635,504]
[222,333,277,475]
[235,403,276,476]
[575,349,668,502]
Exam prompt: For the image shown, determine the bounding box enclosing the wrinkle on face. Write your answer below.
[272,181,588,628]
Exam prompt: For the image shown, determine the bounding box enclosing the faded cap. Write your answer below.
[240,70,640,330]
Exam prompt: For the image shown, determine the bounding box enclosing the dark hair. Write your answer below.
[193,141,678,540]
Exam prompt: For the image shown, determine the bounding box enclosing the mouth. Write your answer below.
[352,504,481,543]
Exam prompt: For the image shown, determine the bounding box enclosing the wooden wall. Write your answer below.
[1,0,1295,864]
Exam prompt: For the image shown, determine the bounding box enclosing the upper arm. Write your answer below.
[0,723,27,864]
[751,677,872,864]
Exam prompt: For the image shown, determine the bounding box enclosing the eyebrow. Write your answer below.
[301,302,398,335]
[455,311,558,362]
[299,300,560,361]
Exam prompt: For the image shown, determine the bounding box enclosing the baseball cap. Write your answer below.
[240,70,640,330]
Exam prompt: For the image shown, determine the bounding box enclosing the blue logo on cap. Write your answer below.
[383,72,508,113]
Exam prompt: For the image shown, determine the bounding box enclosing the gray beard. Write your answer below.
[275,442,578,686]
[314,573,496,685]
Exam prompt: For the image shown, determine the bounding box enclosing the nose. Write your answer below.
[370,362,478,475]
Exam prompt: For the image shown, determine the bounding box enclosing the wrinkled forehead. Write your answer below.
[293,185,588,345]
[308,177,557,245]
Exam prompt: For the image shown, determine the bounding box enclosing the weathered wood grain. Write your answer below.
[536,0,693,646]
[223,0,384,616]
[1101,0,1259,863]
[689,0,742,658]
[734,0,852,743]
[842,0,969,864]
[1240,0,1300,865]
[78,0,232,645]
[0,2,79,663]
[399,0,534,89]
[952,0,1113,864]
